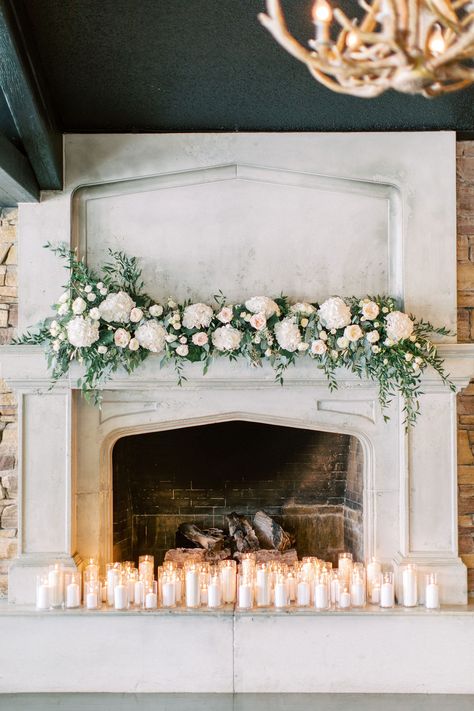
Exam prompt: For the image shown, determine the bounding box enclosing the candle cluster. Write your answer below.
[35,554,441,612]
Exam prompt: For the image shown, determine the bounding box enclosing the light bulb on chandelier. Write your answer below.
[258,0,474,97]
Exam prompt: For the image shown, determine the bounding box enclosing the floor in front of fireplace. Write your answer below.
[0,695,473,710]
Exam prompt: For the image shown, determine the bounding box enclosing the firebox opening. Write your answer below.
[112,421,364,567]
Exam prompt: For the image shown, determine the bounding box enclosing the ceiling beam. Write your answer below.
[0,0,62,191]
[0,131,39,204]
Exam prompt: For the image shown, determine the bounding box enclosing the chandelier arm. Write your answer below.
[258,1,314,64]
[423,77,474,94]
[394,0,409,34]
[430,25,474,65]
[452,0,472,9]
[360,0,382,32]
[408,0,420,49]
[333,5,409,60]
[461,13,474,27]
[425,0,463,32]
[306,63,388,95]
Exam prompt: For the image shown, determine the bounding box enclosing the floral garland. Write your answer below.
[17,244,455,426]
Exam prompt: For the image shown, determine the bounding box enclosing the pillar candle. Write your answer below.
[162,580,176,608]
[366,557,382,591]
[185,569,200,608]
[370,583,381,605]
[338,588,351,609]
[127,578,135,604]
[314,582,329,610]
[48,566,64,608]
[330,576,340,605]
[425,575,440,609]
[350,578,365,607]
[36,584,50,610]
[380,581,394,608]
[175,576,182,604]
[114,584,128,610]
[255,568,271,607]
[86,591,98,609]
[274,582,287,608]
[66,582,81,609]
[208,581,221,609]
[145,591,157,609]
[297,580,310,607]
[238,583,253,609]
[402,566,417,607]
[134,580,144,607]
[220,566,236,604]
[287,574,296,602]
[200,586,208,606]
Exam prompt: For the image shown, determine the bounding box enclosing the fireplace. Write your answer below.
[112,422,364,566]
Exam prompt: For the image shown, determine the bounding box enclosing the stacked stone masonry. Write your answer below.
[0,207,17,598]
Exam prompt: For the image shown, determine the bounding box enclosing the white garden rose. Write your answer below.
[66,317,99,348]
[165,334,177,343]
[114,328,131,348]
[52,340,60,352]
[192,332,208,346]
[311,339,327,355]
[130,307,144,323]
[318,297,351,330]
[274,318,302,352]
[87,293,96,302]
[211,325,242,352]
[176,344,189,357]
[128,338,139,351]
[361,301,380,320]
[249,312,266,331]
[84,285,92,293]
[366,330,380,344]
[290,302,316,315]
[385,311,414,341]
[337,336,349,349]
[97,345,108,355]
[135,320,166,353]
[297,342,309,351]
[344,324,363,342]
[245,296,280,318]
[72,297,87,315]
[89,307,100,320]
[149,304,163,317]
[217,306,233,323]
[182,303,213,330]
[98,291,135,323]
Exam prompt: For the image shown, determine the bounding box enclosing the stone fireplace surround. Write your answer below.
[1,132,474,693]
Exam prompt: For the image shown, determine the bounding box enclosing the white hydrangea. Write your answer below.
[66,317,99,348]
[182,303,213,330]
[318,297,352,330]
[211,325,242,352]
[135,320,166,353]
[98,291,136,323]
[385,311,414,341]
[245,296,280,318]
[274,318,302,352]
[290,302,316,315]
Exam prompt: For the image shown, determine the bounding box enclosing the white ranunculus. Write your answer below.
[274,318,302,352]
[318,297,352,330]
[344,324,363,342]
[84,285,92,293]
[366,330,380,344]
[66,317,99,348]
[130,307,144,323]
[182,303,213,330]
[385,311,414,341]
[114,328,131,348]
[192,332,208,346]
[290,302,316,315]
[211,325,242,352]
[176,344,189,357]
[96,282,103,290]
[250,312,266,331]
[361,300,380,320]
[149,304,163,317]
[100,288,108,296]
[245,296,280,318]
[72,297,87,315]
[128,338,139,351]
[87,293,96,302]
[49,320,60,337]
[89,307,100,320]
[217,306,233,323]
[97,345,108,355]
[98,291,136,323]
[311,339,327,355]
[337,336,349,349]
[135,320,166,353]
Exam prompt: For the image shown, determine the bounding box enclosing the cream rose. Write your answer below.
[311,339,327,355]
[192,332,209,346]
[129,307,144,323]
[182,303,213,330]
[114,328,131,348]
[245,296,280,318]
[211,325,242,352]
[344,324,363,342]
[135,321,166,353]
[361,300,380,320]
[176,344,189,357]
[128,338,139,351]
[217,306,233,323]
[250,312,266,331]
[337,336,349,349]
[72,297,87,315]
[274,318,302,352]
[290,302,316,315]
[149,304,163,317]
[385,311,414,341]
[318,297,351,330]
[366,330,380,344]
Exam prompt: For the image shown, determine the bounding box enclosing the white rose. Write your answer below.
[318,297,351,330]
[192,332,208,346]
[211,325,242,352]
[384,337,394,347]
[58,292,69,304]
[290,302,316,315]
[87,293,96,302]
[100,288,108,296]
[405,352,413,362]
[344,324,363,342]
[72,297,87,315]
[96,282,103,290]
[114,328,131,348]
[385,311,414,341]
[168,299,177,309]
[366,330,380,344]
[130,307,144,323]
[311,339,327,355]
[52,340,60,352]
[49,320,60,337]
[165,334,177,343]
[97,345,108,355]
[135,321,166,353]
[149,304,163,317]
[361,301,380,320]
[297,342,309,351]
[337,336,349,349]
[182,303,213,329]
[319,331,328,341]
[217,306,233,323]
[179,336,187,344]
[84,285,92,293]
[250,312,266,331]
[129,338,139,351]
[176,344,189,357]
[372,345,381,354]
[245,296,280,318]
[89,307,100,320]
[99,291,135,323]
[274,318,302,352]
[66,316,100,348]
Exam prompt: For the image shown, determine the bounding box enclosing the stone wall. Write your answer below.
[0,208,17,598]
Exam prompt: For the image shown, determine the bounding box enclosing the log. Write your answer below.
[177,523,225,551]
[234,548,298,565]
[253,510,294,552]
[164,547,231,566]
[226,512,260,553]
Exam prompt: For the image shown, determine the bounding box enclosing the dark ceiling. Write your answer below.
[16,0,474,133]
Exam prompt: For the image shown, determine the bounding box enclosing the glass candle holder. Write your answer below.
[84,558,99,585]
[425,573,440,609]
[36,574,50,611]
[329,570,341,607]
[100,576,108,604]
[238,574,254,610]
[114,571,129,610]
[255,563,271,608]
[350,570,366,608]
[401,564,418,607]
[85,579,101,610]
[338,552,353,586]
[48,562,65,609]
[207,571,222,609]
[369,574,382,605]
[139,555,154,589]
[185,562,201,608]
[219,560,237,604]
[274,572,288,609]
[366,557,382,595]
[380,571,394,608]
[240,553,257,579]
[65,571,82,609]
[287,568,297,603]
[296,570,311,607]
[314,572,330,610]
[126,568,138,606]
[161,571,177,608]
[337,585,352,609]
[145,581,158,610]
[106,562,122,607]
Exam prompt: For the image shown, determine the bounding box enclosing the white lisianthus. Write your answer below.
[385,311,414,341]
[297,342,309,351]
[135,321,166,353]
[58,292,69,304]
[66,317,100,348]
[176,344,189,357]
[290,302,316,315]
[344,324,363,342]
[366,330,380,344]
[311,339,327,355]
[128,338,139,351]
[49,320,60,337]
[337,336,349,349]
[318,297,351,330]
[245,296,280,318]
[217,306,233,323]
[97,345,108,355]
[149,304,163,317]
[130,307,144,323]
[192,332,208,346]
[211,325,242,352]
[274,318,302,352]
[87,293,96,302]
[182,303,213,330]
[249,312,266,331]
[89,307,100,320]
[114,328,131,348]
[72,297,87,315]
[165,334,177,343]
[361,300,380,320]
[99,291,136,323]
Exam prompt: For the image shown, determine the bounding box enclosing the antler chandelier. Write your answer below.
[258,0,474,97]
